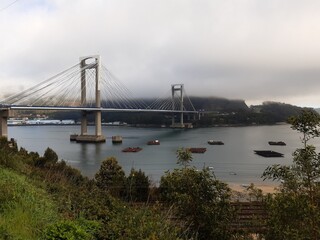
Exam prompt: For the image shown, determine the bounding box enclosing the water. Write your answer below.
[8,124,313,185]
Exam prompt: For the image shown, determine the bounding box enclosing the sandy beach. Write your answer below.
[228,182,279,194]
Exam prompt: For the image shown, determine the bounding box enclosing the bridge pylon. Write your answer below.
[72,55,106,143]
[170,84,185,128]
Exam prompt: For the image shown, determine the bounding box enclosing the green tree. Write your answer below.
[160,167,233,239]
[176,147,193,168]
[35,147,59,168]
[262,109,320,240]
[95,157,126,198]
[125,168,150,202]
[289,109,320,147]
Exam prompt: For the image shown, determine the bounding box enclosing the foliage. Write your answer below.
[125,168,150,202]
[176,148,193,168]
[262,109,320,239]
[95,157,126,198]
[160,167,233,239]
[36,147,59,167]
[100,203,184,240]
[0,167,59,240]
[0,139,187,240]
[42,219,100,240]
[288,109,320,146]
[244,183,264,202]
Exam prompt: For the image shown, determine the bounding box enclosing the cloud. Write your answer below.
[1,0,320,107]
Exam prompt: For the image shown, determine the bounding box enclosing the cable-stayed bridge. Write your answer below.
[0,55,199,142]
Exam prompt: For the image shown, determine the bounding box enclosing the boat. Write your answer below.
[147,139,160,145]
[208,140,224,145]
[268,141,286,146]
[112,136,123,144]
[122,147,142,152]
[187,147,207,153]
[254,150,284,158]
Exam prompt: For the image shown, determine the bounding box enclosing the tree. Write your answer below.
[288,109,320,147]
[160,167,233,239]
[176,148,193,168]
[35,147,59,168]
[262,109,320,239]
[95,157,126,198]
[125,168,150,202]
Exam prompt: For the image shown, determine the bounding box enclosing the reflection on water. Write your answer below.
[8,124,310,185]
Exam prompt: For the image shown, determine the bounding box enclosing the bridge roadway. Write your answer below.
[0,105,200,142]
[2,105,199,114]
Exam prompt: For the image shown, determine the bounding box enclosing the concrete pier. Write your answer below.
[0,109,12,139]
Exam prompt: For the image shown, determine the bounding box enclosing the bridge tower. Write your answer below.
[72,55,106,143]
[170,84,185,128]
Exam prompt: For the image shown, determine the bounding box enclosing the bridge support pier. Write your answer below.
[71,55,106,143]
[0,109,13,139]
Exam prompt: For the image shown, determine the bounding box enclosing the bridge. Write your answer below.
[0,55,199,142]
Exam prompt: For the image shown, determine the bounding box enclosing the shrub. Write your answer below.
[42,219,100,240]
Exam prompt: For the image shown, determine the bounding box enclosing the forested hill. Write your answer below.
[49,98,307,126]
[188,97,249,112]
[197,100,306,126]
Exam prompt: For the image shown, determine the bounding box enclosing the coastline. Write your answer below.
[228,182,279,194]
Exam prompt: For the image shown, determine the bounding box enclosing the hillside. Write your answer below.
[22,97,307,126]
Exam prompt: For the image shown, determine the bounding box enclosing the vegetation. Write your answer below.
[263,109,320,240]
[176,147,193,168]
[0,167,59,239]
[0,139,185,239]
[2,108,320,239]
[160,167,233,239]
[95,157,126,198]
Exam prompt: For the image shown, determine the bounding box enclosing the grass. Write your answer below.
[0,167,59,239]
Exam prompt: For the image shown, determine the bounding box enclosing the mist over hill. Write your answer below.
[45,97,309,127]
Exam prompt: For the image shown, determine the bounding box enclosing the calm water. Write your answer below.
[8,124,315,185]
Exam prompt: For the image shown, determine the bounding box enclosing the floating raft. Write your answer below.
[188,148,207,153]
[208,140,224,145]
[254,150,284,158]
[268,141,286,146]
[122,147,142,153]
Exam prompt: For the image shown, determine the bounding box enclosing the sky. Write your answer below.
[1,0,320,108]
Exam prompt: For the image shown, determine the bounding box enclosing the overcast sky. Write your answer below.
[1,0,320,107]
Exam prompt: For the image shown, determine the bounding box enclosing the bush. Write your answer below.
[125,168,150,202]
[42,219,100,240]
[160,167,233,239]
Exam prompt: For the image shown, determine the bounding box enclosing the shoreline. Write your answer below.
[228,182,279,194]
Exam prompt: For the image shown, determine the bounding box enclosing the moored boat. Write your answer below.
[208,140,224,145]
[187,147,207,153]
[122,147,142,152]
[147,139,160,145]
